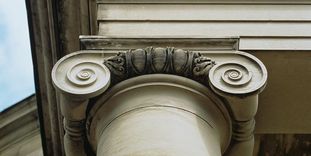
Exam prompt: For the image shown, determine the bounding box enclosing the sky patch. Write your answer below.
[0,0,35,111]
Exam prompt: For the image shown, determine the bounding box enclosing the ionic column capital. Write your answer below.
[51,49,268,156]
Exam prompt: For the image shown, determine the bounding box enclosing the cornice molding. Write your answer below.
[0,95,39,153]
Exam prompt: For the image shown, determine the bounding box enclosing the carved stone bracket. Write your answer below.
[51,49,267,156]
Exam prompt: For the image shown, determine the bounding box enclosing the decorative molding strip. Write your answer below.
[79,36,239,51]
[104,47,215,84]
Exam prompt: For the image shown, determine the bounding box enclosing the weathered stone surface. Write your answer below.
[0,95,43,156]
[254,134,311,156]
[104,47,215,85]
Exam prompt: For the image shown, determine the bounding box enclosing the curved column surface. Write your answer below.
[98,107,221,156]
[87,74,231,156]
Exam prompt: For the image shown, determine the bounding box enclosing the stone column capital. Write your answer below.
[51,49,267,156]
